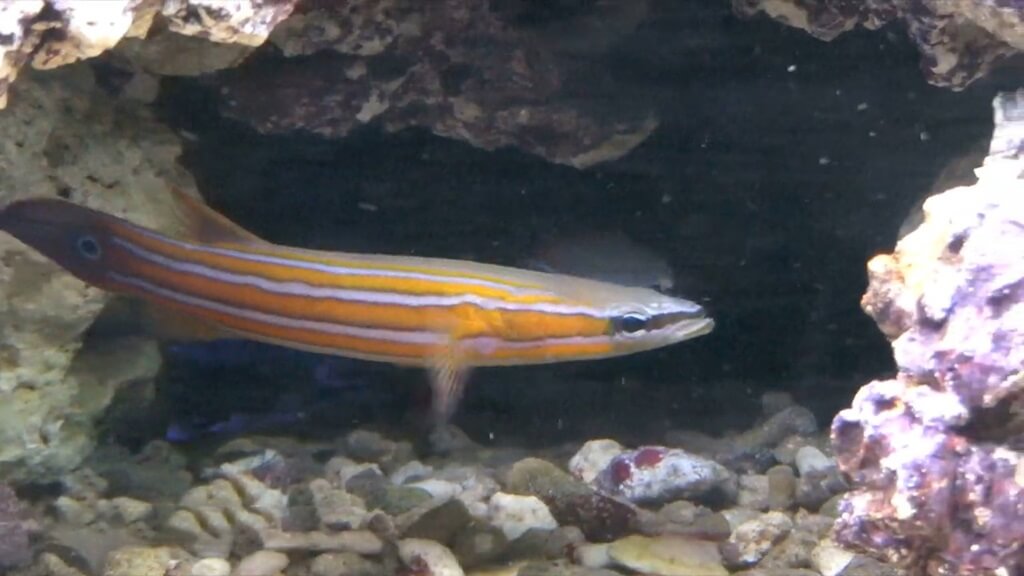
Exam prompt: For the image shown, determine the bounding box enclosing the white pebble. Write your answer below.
[574,543,611,568]
[409,479,461,503]
[488,492,558,540]
[795,446,836,477]
[568,439,625,483]
[397,539,464,576]
[191,558,231,576]
[235,550,289,576]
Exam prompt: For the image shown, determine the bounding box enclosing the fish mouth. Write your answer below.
[662,309,714,342]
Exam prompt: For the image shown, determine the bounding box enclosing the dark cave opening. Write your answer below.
[102,0,1020,449]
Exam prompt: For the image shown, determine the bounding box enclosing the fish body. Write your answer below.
[0,192,713,421]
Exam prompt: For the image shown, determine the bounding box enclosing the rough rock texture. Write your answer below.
[0,64,193,482]
[0,0,299,107]
[213,0,657,169]
[0,484,33,570]
[831,90,1024,575]
[732,0,1023,89]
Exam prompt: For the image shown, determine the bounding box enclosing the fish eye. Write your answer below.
[75,235,102,260]
[614,312,650,335]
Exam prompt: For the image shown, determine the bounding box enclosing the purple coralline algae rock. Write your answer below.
[732,0,1023,89]
[593,446,737,506]
[831,90,1024,575]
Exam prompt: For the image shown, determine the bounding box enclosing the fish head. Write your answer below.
[599,285,714,356]
[0,198,118,286]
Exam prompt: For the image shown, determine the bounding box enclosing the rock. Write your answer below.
[107,496,155,525]
[260,529,383,555]
[607,534,728,576]
[451,521,508,568]
[568,439,625,483]
[0,484,32,570]
[216,1,657,168]
[54,495,96,526]
[733,0,1023,89]
[487,492,558,540]
[403,499,473,544]
[502,526,585,562]
[772,436,816,467]
[190,558,231,576]
[574,543,611,568]
[504,458,636,542]
[736,474,771,511]
[408,478,462,504]
[310,552,384,576]
[103,546,188,576]
[0,0,298,108]
[720,508,762,532]
[235,550,288,576]
[811,539,856,576]
[0,62,206,483]
[514,561,621,576]
[832,91,1024,575]
[309,478,367,530]
[794,447,835,477]
[765,465,796,511]
[345,429,397,463]
[397,538,464,576]
[642,502,732,541]
[757,529,818,570]
[761,391,796,416]
[733,565,819,569]
[725,511,794,567]
[836,555,905,576]
[593,446,737,506]
[389,461,434,486]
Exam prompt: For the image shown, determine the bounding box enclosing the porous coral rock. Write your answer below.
[0,64,192,483]
[0,0,298,107]
[217,1,657,168]
[732,0,1023,89]
[831,90,1024,575]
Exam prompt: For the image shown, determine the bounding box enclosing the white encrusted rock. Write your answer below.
[487,492,558,540]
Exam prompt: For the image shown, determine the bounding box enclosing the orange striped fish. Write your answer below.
[0,191,713,422]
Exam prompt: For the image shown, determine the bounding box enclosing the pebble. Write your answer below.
[310,552,384,576]
[452,521,508,568]
[726,511,794,566]
[608,534,728,576]
[794,447,835,477]
[390,460,434,485]
[309,478,368,530]
[568,439,625,483]
[398,538,465,576]
[260,528,383,554]
[765,465,796,511]
[593,446,737,505]
[737,474,771,510]
[235,550,289,576]
[404,498,473,542]
[574,543,611,568]
[345,430,396,463]
[103,546,185,576]
[190,558,231,576]
[488,492,558,540]
[811,538,856,576]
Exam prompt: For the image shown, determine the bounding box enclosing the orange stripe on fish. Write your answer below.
[0,191,714,423]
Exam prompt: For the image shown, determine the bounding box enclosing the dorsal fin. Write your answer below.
[170,185,267,245]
